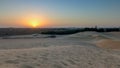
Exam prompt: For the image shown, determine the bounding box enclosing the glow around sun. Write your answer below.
[27,18,41,28]
[30,20,39,27]
[24,14,48,28]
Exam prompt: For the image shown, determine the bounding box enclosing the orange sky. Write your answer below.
[0,0,120,28]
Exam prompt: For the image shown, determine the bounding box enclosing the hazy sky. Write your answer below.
[0,0,120,28]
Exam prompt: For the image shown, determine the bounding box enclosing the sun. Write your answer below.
[23,14,48,28]
[29,19,40,28]
[31,20,39,27]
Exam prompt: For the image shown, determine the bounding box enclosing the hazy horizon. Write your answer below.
[0,0,120,28]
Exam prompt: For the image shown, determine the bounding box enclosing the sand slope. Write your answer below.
[96,39,120,49]
[0,32,120,68]
[0,45,120,68]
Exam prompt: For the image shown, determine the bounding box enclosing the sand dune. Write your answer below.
[0,32,120,68]
[96,39,120,49]
[0,45,120,68]
[63,32,110,43]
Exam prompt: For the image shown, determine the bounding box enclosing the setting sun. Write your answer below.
[22,13,49,28]
[30,20,39,28]
[25,17,42,28]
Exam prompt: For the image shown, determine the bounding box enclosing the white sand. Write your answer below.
[0,32,120,68]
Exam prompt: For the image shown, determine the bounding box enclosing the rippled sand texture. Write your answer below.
[0,32,120,68]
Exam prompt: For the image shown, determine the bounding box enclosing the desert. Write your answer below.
[0,32,120,68]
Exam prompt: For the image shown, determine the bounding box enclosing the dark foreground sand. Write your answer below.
[0,32,120,68]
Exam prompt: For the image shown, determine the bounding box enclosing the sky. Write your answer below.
[0,0,120,28]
